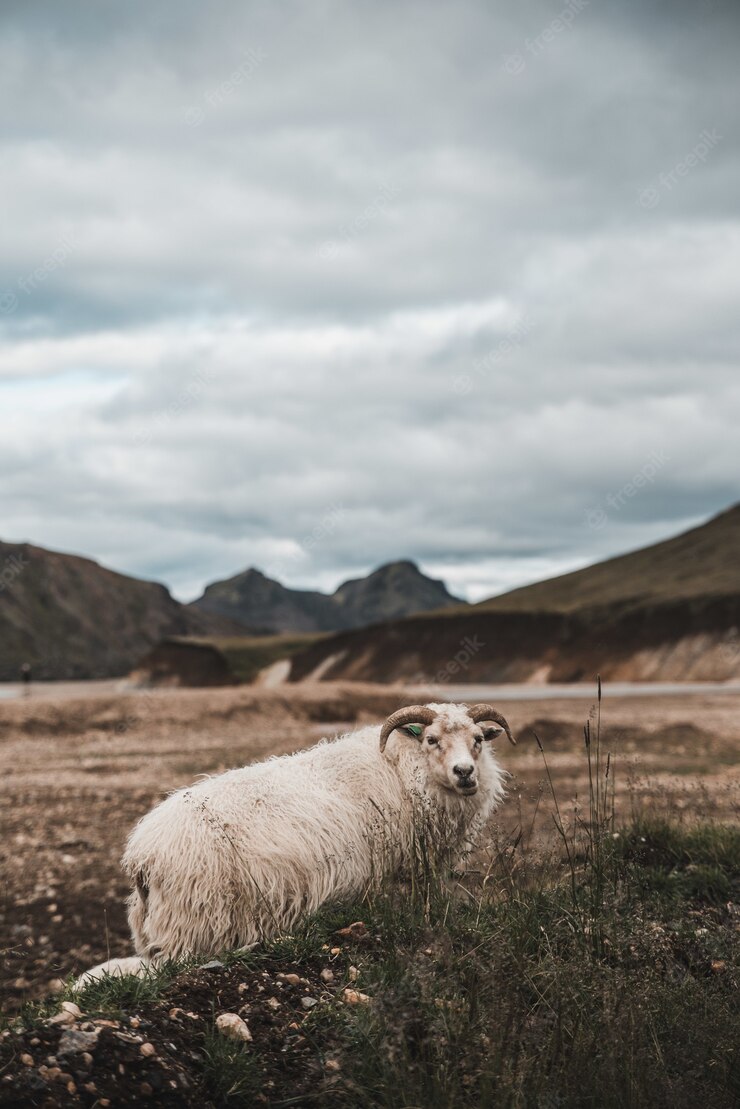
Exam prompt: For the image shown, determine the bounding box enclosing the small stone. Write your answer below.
[80,1052,94,1068]
[200,959,225,970]
[44,1067,62,1082]
[342,988,370,1005]
[215,1013,252,1042]
[84,1083,97,1095]
[266,997,280,1011]
[336,921,367,939]
[348,965,359,982]
[330,947,341,956]
[57,1028,100,1059]
[48,978,65,995]
[141,1082,153,1096]
[13,977,30,990]
[48,1010,76,1027]
[139,1042,156,1057]
[320,968,335,984]
[66,1081,76,1095]
[301,996,318,1010]
[61,1001,82,1019]
[20,1053,34,1067]
[711,960,727,973]
[279,973,301,986]
[100,1100,111,1107]
[30,1038,40,1046]
[129,1016,141,1028]
[325,1058,341,1073]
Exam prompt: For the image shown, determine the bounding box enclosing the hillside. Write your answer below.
[288,506,740,684]
[0,541,239,681]
[191,559,463,633]
[474,503,740,614]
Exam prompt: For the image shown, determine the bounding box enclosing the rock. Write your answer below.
[301,997,318,1010]
[320,968,335,984]
[12,977,30,990]
[80,1052,94,1068]
[57,1028,100,1059]
[129,1016,141,1028]
[336,921,367,939]
[330,946,341,956]
[325,1058,341,1073]
[61,1001,82,1019]
[342,988,370,1005]
[20,1054,34,1067]
[141,1082,154,1096]
[348,965,359,982]
[140,1042,156,1057]
[215,1013,252,1042]
[278,973,301,986]
[200,959,225,970]
[48,978,65,995]
[266,997,280,1011]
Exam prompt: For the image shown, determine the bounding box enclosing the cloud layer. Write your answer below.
[1,0,738,600]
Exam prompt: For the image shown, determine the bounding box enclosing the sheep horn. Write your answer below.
[468,704,517,746]
[379,705,436,752]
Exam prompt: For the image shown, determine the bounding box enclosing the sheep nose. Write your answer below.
[453,764,474,780]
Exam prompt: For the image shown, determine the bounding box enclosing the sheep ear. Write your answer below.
[482,726,503,741]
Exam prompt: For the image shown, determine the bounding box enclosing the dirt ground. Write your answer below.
[1,680,738,1015]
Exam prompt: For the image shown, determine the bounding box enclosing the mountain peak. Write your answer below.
[192,560,463,634]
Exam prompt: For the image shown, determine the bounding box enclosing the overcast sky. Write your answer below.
[1,0,738,602]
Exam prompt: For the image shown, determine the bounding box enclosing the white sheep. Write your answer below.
[78,702,515,984]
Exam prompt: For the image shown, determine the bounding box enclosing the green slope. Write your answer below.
[473,504,740,615]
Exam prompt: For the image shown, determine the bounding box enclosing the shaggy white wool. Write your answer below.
[77,705,508,984]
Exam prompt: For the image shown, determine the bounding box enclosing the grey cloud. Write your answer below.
[0,0,738,602]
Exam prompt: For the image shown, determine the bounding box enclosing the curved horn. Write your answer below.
[379,705,436,752]
[468,704,517,746]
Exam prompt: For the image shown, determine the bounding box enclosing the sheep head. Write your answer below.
[379,702,515,797]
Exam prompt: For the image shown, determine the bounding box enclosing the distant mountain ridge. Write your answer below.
[287,505,740,684]
[0,541,240,681]
[190,560,464,633]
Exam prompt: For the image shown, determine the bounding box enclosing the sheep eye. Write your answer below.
[427,735,439,747]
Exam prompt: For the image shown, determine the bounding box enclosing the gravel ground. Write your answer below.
[1,681,738,1012]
